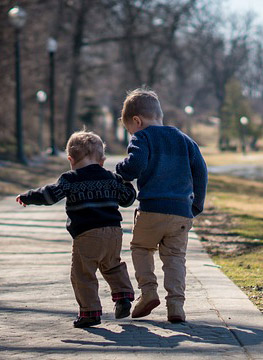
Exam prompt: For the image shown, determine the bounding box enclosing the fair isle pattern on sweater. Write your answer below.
[42,177,134,209]
[20,164,136,238]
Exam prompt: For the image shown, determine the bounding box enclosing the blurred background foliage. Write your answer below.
[1,0,263,159]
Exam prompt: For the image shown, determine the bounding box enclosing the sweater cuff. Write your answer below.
[116,163,134,182]
[19,193,31,205]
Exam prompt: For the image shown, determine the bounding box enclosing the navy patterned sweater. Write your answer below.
[116,126,208,218]
[20,164,136,238]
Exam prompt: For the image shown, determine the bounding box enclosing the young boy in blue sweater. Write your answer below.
[16,130,136,328]
[116,88,208,323]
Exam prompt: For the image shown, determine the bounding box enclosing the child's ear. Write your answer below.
[99,157,106,167]
[133,116,142,127]
[68,155,75,166]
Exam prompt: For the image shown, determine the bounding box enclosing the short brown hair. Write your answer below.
[121,88,163,124]
[66,130,105,163]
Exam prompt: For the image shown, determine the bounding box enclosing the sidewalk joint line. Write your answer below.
[187,266,254,360]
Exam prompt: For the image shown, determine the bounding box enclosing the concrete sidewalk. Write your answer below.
[0,161,262,359]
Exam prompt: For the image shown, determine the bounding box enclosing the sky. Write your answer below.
[227,0,263,20]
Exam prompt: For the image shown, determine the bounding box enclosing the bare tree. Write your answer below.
[65,0,96,141]
[191,12,254,148]
[109,0,197,88]
[1,0,262,159]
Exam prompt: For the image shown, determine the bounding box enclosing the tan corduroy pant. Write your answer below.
[71,227,134,312]
[131,211,193,307]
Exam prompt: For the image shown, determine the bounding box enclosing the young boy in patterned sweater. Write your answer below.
[16,130,136,328]
[116,88,208,323]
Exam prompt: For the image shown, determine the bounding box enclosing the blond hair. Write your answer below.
[66,130,105,163]
[121,88,163,124]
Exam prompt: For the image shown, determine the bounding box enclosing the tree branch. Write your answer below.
[81,33,152,46]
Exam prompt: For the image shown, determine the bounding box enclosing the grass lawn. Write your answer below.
[195,149,263,313]
[214,249,263,312]
[201,146,263,166]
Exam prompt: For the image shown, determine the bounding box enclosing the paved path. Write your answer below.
[208,164,263,181]
[0,158,263,359]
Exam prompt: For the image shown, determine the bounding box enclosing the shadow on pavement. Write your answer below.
[1,316,263,355]
[0,305,75,317]
[61,321,263,349]
[0,234,70,243]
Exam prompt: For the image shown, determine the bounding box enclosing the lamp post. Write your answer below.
[47,37,58,155]
[36,90,47,153]
[184,105,194,137]
[8,6,27,164]
[240,116,249,155]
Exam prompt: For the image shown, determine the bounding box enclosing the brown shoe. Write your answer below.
[132,291,160,318]
[168,315,185,323]
[167,303,185,323]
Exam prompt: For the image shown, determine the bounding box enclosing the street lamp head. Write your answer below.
[240,116,249,125]
[47,37,58,53]
[184,105,194,115]
[8,6,27,29]
[36,90,47,103]
[152,17,163,26]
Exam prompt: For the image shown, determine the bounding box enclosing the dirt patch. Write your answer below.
[194,201,263,257]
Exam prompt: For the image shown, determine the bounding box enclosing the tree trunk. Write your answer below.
[65,0,90,142]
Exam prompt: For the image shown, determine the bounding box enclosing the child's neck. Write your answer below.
[151,119,163,126]
[142,118,163,130]
[72,158,100,170]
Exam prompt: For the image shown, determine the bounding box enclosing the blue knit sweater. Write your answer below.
[116,125,208,218]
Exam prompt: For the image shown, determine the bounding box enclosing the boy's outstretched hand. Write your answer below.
[16,195,27,207]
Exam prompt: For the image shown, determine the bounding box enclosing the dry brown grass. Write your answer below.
[0,156,68,198]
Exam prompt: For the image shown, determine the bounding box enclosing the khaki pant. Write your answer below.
[71,227,134,312]
[131,211,192,306]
